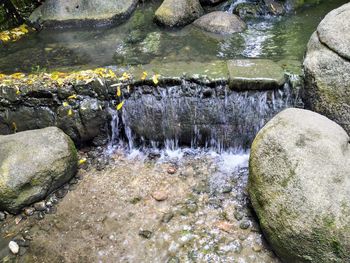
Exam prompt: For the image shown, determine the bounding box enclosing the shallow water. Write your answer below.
[0,0,348,73]
[0,147,279,262]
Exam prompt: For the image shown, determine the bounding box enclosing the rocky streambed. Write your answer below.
[0,147,279,263]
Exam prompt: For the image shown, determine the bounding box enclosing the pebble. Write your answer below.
[55,188,68,199]
[0,211,6,221]
[34,201,47,211]
[36,211,45,220]
[8,241,19,254]
[151,191,168,201]
[234,211,244,221]
[167,166,177,174]
[252,244,262,252]
[239,220,251,230]
[162,212,174,223]
[214,221,233,233]
[23,207,35,216]
[138,229,153,239]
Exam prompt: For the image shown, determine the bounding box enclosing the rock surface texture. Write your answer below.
[249,108,350,263]
[193,11,246,35]
[303,3,350,135]
[29,0,139,27]
[0,127,78,213]
[154,0,204,27]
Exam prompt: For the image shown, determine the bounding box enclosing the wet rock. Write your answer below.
[233,2,264,19]
[8,241,19,254]
[234,210,244,221]
[55,188,69,199]
[249,108,350,263]
[252,244,262,252]
[239,220,250,230]
[0,211,6,221]
[214,221,233,233]
[303,3,350,134]
[138,229,153,239]
[193,11,246,35]
[167,166,177,174]
[162,212,174,223]
[23,207,35,216]
[154,0,204,27]
[34,201,47,211]
[36,211,45,220]
[0,127,78,214]
[151,190,168,201]
[29,0,139,28]
[228,59,286,91]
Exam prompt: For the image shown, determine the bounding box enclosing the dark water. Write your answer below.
[0,0,348,73]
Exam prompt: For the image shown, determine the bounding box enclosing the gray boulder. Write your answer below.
[193,11,246,35]
[29,0,139,28]
[0,127,78,213]
[154,0,204,27]
[303,3,350,135]
[249,108,350,263]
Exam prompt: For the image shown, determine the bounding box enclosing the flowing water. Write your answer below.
[0,0,348,73]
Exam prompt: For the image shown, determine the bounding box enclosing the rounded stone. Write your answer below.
[249,108,350,263]
[154,0,204,27]
[317,3,350,60]
[193,11,246,35]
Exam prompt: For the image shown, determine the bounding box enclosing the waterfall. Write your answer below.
[107,81,295,153]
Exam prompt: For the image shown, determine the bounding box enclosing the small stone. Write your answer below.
[162,212,174,223]
[222,185,233,193]
[214,221,233,233]
[8,241,19,254]
[151,191,168,201]
[45,201,53,207]
[186,202,198,213]
[45,206,57,214]
[239,220,251,230]
[36,211,45,220]
[252,244,262,252]
[234,211,244,221]
[14,238,30,247]
[33,201,46,211]
[167,166,177,174]
[238,234,247,241]
[0,211,6,221]
[55,188,68,199]
[23,207,35,216]
[138,229,153,239]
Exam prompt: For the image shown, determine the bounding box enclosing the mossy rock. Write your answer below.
[0,127,78,213]
[249,108,350,263]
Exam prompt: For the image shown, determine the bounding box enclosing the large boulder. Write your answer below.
[0,127,78,213]
[193,11,246,35]
[29,0,139,28]
[154,0,204,27]
[249,108,350,263]
[303,3,350,135]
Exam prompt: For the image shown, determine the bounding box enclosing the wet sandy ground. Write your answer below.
[0,148,279,263]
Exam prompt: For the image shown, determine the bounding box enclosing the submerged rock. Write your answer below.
[29,0,139,28]
[193,11,246,35]
[303,3,350,135]
[249,108,350,263]
[227,59,285,90]
[0,127,78,213]
[154,0,204,27]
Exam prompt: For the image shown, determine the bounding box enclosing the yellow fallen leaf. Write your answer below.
[19,24,29,34]
[152,74,160,85]
[62,102,69,107]
[0,73,5,79]
[68,94,77,100]
[15,86,20,95]
[11,72,25,79]
[117,86,121,97]
[116,100,125,111]
[12,122,17,132]
[78,158,87,165]
[141,71,148,80]
[68,109,73,116]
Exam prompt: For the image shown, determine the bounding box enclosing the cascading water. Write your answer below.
[107,80,296,153]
